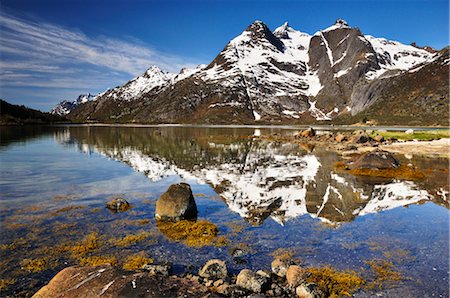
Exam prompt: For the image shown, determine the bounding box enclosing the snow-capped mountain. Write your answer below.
[51,93,96,116]
[66,19,448,125]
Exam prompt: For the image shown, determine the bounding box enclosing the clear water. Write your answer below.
[0,125,448,297]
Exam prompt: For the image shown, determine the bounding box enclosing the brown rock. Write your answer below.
[373,135,385,143]
[349,133,370,144]
[155,183,197,221]
[106,198,131,212]
[286,265,308,288]
[300,128,316,138]
[271,258,292,278]
[33,265,210,298]
[348,150,400,170]
[335,134,347,142]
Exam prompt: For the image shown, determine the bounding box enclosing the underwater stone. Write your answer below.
[198,259,227,280]
[106,198,131,212]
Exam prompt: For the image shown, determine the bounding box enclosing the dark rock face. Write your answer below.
[155,183,198,221]
[348,150,400,170]
[32,266,209,298]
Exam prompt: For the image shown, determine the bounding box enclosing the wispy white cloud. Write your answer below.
[0,12,202,110]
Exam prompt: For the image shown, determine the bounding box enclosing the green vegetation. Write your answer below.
[372,129,449,141]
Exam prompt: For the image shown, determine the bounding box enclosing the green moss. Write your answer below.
[373,130,449,141]
[122,251,153,271]
[306,266,365,297]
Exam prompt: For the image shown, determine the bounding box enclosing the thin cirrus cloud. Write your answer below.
[0,12,200,109]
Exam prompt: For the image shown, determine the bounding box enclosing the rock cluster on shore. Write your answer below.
[33,256,326,298]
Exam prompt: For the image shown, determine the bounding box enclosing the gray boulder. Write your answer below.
[155,183,197,221]
[198,259,227,280]
[236,269,270,293]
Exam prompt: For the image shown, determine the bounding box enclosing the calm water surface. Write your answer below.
[0,126,448,297]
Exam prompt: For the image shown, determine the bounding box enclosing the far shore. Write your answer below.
[52,122,450,131]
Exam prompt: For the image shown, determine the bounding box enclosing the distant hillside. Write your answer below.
[0,99,68,125]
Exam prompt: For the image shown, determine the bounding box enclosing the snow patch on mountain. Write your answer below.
[51,93,97,115]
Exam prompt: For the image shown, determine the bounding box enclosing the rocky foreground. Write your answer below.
[33,257,334,298]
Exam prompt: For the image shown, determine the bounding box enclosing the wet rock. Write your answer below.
[142,263,172,276]
[155,183,197,221]
[286,265,308,288]
[33,265,210,298]
[236,269,270,293]
[271,258,292,278]
[348,150,400,170]
[106,198,131,212]
[300,128,316,138]
[198,259,227,280]
[335,134,347,142]
[296,283,324,298]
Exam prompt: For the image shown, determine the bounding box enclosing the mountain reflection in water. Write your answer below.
[55,126,444,226]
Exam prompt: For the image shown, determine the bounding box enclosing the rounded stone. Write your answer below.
[236,269,270,293]
[286,265,308,288]
[348,150,400,170]
[155,183,197,221]
[198,259,227,280]
[271,258,292,278]
[106,198,131,212]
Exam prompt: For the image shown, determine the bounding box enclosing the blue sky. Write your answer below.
[1,0,448,111]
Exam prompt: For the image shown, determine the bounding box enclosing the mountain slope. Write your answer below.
[67,19,446,125]
[51,93,96,116]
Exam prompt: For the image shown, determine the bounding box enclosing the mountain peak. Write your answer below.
[322,18,350,32]
[273,21,292,39]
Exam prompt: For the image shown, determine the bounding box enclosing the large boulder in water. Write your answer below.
[348,150,400,170]
[155,183,197,221]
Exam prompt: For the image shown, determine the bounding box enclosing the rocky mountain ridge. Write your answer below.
[62,19,448,125]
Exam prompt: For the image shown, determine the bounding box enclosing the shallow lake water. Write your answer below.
[0,125,448,297]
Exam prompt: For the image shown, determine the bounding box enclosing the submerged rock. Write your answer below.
[236,269,270,293]
[198,259,227,280]
[106,198,131,212]
[155,183,197,221]
[348,150,400,170]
